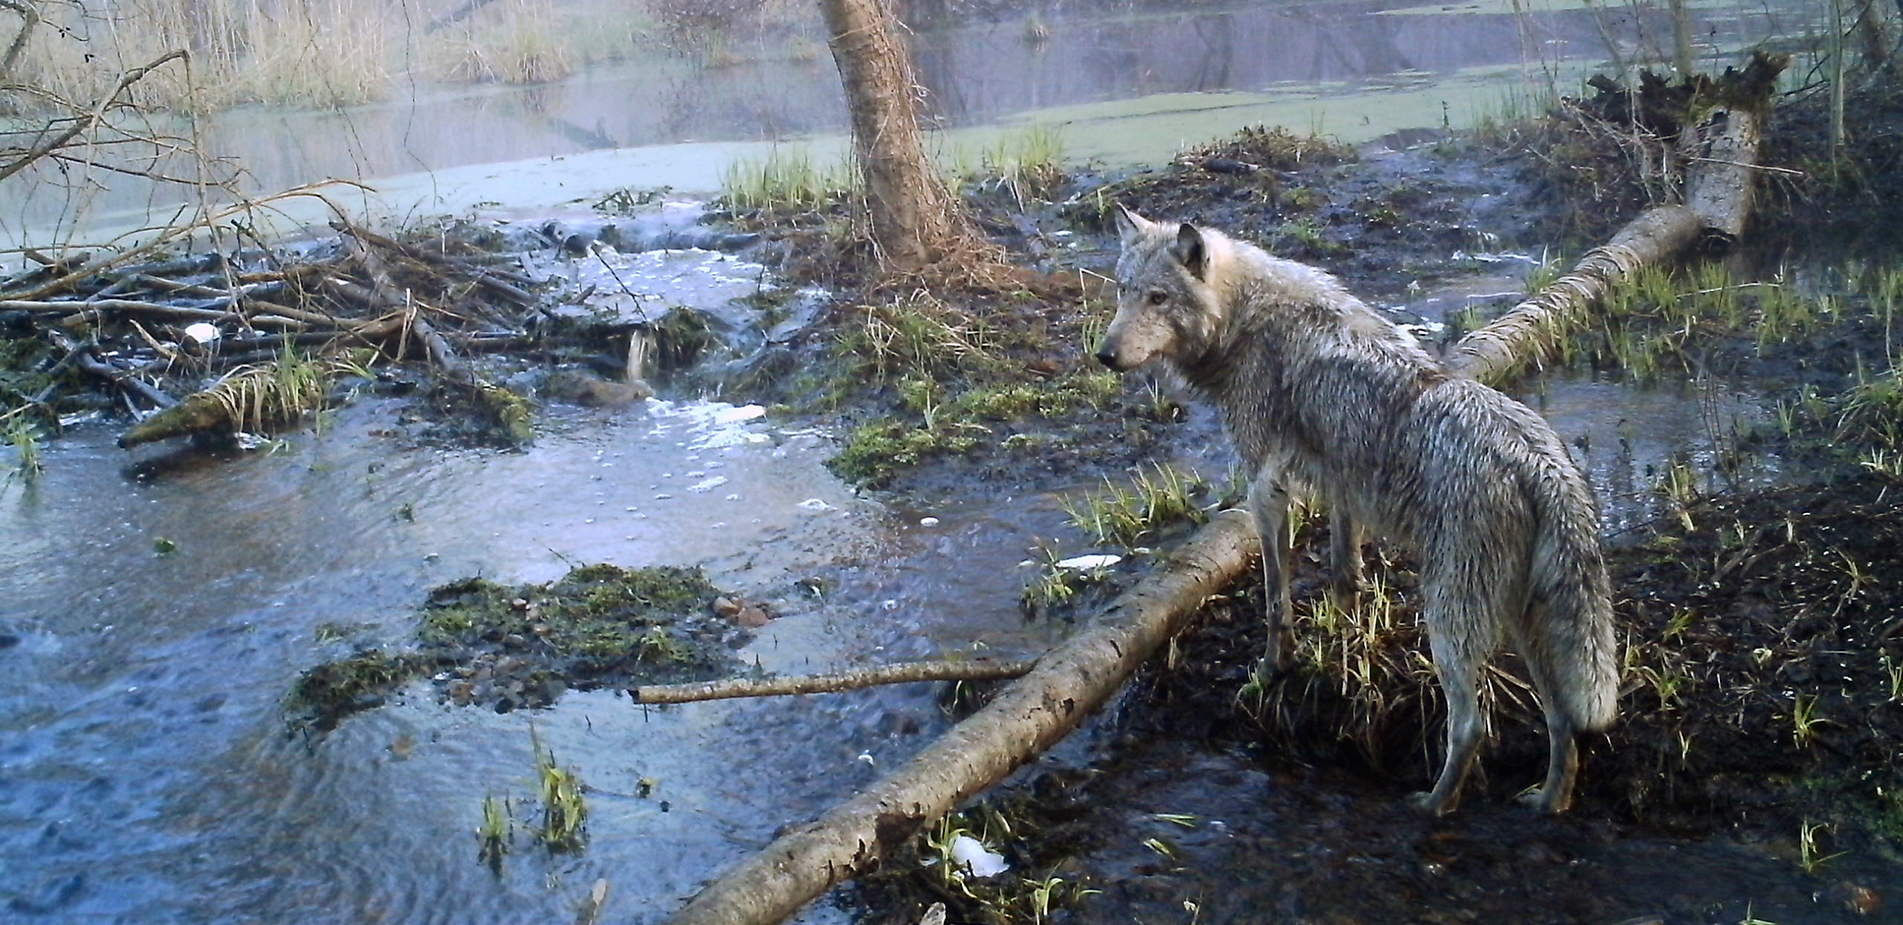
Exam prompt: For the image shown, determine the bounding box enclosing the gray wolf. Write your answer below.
[1094,206,1619,815]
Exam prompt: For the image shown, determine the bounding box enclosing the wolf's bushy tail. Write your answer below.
[1525,459,1620,731]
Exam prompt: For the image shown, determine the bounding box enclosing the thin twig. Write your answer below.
[632,658,1037,704]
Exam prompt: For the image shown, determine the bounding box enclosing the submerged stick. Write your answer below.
[663,511,1258,925]
[631,658,1036,705]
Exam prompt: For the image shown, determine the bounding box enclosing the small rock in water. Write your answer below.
[542,368,654,406]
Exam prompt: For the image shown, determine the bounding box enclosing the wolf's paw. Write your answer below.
[1406,791,1456,817]
[1513,788,1571,815]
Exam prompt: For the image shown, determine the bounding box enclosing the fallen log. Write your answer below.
[1446,50,1789,383]
[631,657,1036,705]
[663,511,1257,925]
[1443,205,1701,381]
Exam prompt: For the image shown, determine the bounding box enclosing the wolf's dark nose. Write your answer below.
[1094,348,1118,370]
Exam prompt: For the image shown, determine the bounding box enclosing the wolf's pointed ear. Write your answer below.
[1170,223,1209,280]
[1112,204,1147,247]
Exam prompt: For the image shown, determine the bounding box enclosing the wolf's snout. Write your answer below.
[1093,346,1122,370]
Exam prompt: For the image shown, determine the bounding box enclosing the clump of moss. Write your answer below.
[287,650,422,732]
[289,564,747,731]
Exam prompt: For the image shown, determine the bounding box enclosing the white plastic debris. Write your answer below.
[1056,554,1122,570]
[918,516,940,527]
[713,404,766,425]
[686,475,729,493]
[183,322,221,345]
[949,835,1008,878]
[797,498,835,512]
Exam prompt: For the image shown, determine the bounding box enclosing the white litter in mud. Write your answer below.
[797,498,835,512]
[687,475,729,493]
[949,835,1008,878]
[1056,554,1122,570]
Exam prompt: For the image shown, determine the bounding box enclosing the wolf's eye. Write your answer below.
[1146,291,1168,306]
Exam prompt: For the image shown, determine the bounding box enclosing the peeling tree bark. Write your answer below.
[662,511,1259,925]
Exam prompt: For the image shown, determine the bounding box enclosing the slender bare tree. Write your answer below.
[816,0,985,272]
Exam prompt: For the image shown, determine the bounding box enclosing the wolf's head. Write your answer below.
[1094,205,1230,373]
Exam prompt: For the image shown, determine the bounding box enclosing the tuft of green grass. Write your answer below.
[531,726,587,853]
[1791,693,1826,748]
[965,124,1068,208]
[1060,464,1207,547]
[477,792,511,871]
[3,414,45,485]
[720,148,857,216]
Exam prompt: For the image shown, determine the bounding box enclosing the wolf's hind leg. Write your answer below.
[1410,651,1485,816]
[1249,478,1294,676]
[1409,586,1495,815]
[1516,649,1583,813]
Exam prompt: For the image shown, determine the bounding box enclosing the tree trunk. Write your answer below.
[817,0,976,271]
[662,511,1260,925]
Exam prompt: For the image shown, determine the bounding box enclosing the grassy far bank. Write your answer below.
[9,0,824,111]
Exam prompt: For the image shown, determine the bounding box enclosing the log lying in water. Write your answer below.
[1446,50,1789,383]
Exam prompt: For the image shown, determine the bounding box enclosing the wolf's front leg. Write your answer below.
[1249,478,1294,676]
[1326,503,1365,597]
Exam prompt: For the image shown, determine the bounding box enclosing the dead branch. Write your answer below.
[663,511,1258,925]
[0,49,188,185]
[0,0,40,85]
[631,658,1036,705]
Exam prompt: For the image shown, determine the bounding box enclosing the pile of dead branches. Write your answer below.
[0,217,547,447]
